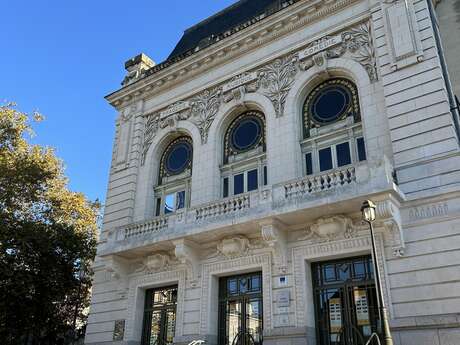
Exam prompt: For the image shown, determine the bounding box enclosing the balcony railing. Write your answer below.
[195,194,250,221]
[284,166,356,199]
[105,159,396,251]
[124,216,169,239]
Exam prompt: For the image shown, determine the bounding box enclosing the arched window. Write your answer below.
[154,136,193,216]
[221,111,267,197]
[301,78,366,176]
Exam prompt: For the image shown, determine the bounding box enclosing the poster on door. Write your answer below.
[329,298,342,333]
[354,289,370,326]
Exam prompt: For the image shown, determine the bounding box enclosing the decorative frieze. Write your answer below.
[408,203,449,222]
[139,20,376,163]
[206,235,264,260]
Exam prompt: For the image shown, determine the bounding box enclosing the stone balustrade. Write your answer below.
[195,193,251,221]
[102,160,397,255]
[284,166,356,199]
[124,216,169,239]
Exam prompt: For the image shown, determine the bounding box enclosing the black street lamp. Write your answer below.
[361,200,394,345]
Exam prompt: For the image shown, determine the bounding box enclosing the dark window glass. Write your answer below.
[155,198,161,217]
[319,147,333,171]
[231,118,262,151]
[165,141,192,174]
[223,177,229,198]
[251,275,261,292]
[228,279,238,295]
[306,152,313,175]
[311,86,351,124]
[234,173,244,195]
[336,142,351,167]
[357,137,367,161]
[247,169,258,191]
[263,166,268,186]
[353,261,366,279]
[176,191,185,210]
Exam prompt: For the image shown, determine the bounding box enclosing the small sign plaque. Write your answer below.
[223,72,258,93]
[277,290,290,307]
[299,35,343,60]
[160,101,190,119]
[113,319,125,341]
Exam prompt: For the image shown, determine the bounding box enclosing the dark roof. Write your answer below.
[168,0,284,60]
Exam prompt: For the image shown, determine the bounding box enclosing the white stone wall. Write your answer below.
[86,0,460,344]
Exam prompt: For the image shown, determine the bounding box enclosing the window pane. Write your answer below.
[336,142,351,167]
[176,190,185,210]
[306,152,313,175]
[164,194,175,214]
[263,166,268,186]
[234,173,244,195]
[319,147,333,171]
[247,169,258,191]
[155,197,161,216]
[357,137,367,161]
[223,177,229,198]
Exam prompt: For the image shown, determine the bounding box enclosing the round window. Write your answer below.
[303,79,360,135]
[163,138,192,175]
[231,118,262,151]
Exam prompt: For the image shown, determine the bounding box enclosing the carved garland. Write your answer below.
[141,21,377,165]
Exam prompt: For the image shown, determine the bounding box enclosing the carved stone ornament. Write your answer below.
[261,220,288,273]
[173,239,200,286]
[299,22,378,82]
[258,54,298,117]
[135,252,178,273]
[103,256,129,298]
[189,88,223,144]
[299,215,357,241]
[375,199,405,257]
[207,235,264,259]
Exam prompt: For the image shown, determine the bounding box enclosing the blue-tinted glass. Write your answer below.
[223,177,229,198]
[336,142,351,167]
[263,166,268,185]
[239,277,248,293]
[319,147,333,171]
[247,169,258,191]
[306,153,313,175]
[164,194,175,214]
[231,118,261,151]
[357,137,367,161]
[312,86,350,123]
[324,265,336,282]
[166,142,191,174]
[234,174,244,195]
[228,279,237,295]
[251,276,261,292]
[176,191,185,209]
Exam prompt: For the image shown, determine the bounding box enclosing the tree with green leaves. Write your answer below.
[0,103,99,345]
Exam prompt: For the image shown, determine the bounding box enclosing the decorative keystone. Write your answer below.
[260,219,288,273]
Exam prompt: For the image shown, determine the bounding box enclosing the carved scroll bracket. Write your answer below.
[173,239,200,286]
[103,255,130,298]
[260,219,288,273]
[376,198,405,257]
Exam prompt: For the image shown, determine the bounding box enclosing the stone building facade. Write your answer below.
[86,0,460,344]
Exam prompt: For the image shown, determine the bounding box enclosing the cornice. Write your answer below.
[106,0,361,109]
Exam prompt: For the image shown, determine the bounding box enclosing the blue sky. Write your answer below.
[1,0,236,202]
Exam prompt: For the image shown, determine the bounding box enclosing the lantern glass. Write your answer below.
[361,201,376,222]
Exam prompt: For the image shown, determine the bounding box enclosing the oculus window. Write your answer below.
[301,78,366,176]
[222,111,267,198]
[155,136,192,216]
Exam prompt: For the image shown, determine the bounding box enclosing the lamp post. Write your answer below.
[361,200,394,345]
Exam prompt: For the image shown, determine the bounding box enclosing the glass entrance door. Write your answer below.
[141,286,177,345]
[218,273,263,345]
[312,256,380,345]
